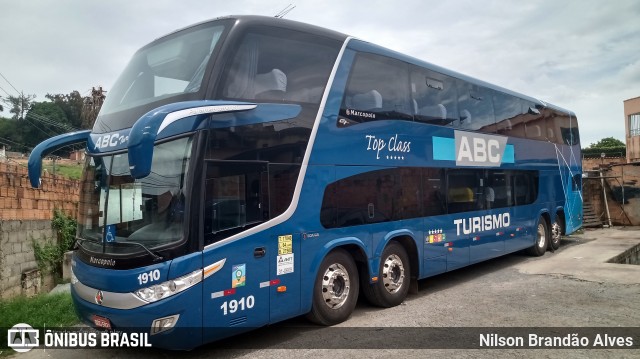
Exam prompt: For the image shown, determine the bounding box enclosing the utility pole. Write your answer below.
[81,86,106,129]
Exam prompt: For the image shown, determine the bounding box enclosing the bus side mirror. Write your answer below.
[27,130,91,188]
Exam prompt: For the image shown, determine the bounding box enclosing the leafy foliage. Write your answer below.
[46,91,85,129]
[582,136,626,158]
[0,90,92,153]
[585,137,625,149]
[1,93,36,120]
[32,209,77,276]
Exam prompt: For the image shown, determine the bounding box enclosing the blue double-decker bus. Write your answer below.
[28,15,582,349]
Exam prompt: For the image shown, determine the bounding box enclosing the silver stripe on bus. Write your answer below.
[73,277,148,310]
[157,104,257,135]
[204,36,354,250]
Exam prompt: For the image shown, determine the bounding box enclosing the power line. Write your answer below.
[0,136,31,151]
[23,115,59,138]
[27,112,79,132]
[0,71,21,96]
[0,84,10,97]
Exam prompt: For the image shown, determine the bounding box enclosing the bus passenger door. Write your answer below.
[201,161,271,340]
[269,232,301,323]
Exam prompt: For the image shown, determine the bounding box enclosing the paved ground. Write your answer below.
[9,227,640,358]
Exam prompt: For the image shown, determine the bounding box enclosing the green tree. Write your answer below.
[2,93,36,120]
[46,91,84,129]
[586,137,625,149]
[23,101,71,148]
[582,137,626,158]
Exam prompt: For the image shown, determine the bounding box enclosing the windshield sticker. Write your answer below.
[365,134,411,160]
[105,225,116,243]
[231,264,246,288]
[278,235,293,255]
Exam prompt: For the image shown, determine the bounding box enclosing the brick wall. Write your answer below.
[582,156,626,171]
[0,162,79,220]
[0,161,80,298]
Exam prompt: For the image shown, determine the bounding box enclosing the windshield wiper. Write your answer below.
[75,236,100,249]
[109,241,165,262]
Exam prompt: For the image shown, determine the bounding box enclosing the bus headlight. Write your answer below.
[134,269,202,303]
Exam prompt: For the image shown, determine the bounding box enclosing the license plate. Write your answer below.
[92,315,112,330]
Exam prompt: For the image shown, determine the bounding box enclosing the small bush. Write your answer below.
[32,209,77,277]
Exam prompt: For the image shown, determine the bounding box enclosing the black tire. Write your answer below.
[549,216,564,251]
[526,216,549,256]
[361,241,410,308]
[306,249,359,326]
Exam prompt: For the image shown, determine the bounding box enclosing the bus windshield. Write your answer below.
[100,24,225,115]
[77,137,193,255]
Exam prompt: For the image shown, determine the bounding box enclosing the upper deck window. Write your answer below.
[220,27,341,105]
[100,24,226,116]
[339,53,412,125]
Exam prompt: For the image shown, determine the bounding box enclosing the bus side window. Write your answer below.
[493,92,523,138]
[341,53,412,123]
[447,170,481,213]
[422,168,446,216]
[457,83,495,133]
[485,170,512,209]
[411,69,458,127]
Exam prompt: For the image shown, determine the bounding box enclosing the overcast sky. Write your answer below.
[0,0,638,147]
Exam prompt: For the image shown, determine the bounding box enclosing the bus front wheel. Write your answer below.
[361,241,410,308]
[527,216,549,256]
[306,249,359,326]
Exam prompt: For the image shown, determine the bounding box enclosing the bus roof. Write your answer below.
[150,15,574,116]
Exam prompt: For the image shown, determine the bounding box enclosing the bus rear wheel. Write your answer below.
[361,241,410,308]
[306,249,359,326]
[549,217,563,251]
[527,216,548,256]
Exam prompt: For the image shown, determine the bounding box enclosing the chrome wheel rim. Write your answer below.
[551,222,561,244]
[382,254,405,294]
[537,223,547,248]
[321,263,350,309]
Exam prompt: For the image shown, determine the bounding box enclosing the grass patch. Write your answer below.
[41,162,83,180]
[0,292,79,352]
[0,292,79,355]
[0,292,78,328]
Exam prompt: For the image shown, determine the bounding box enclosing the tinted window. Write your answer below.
[512,171,538,205]
[447,170,481,213]
[422,168,446,216]
[457,83,495,133]
[320,167,539,228]
[101,25,225,116]
[269,164,300,218]
[340,53,412,125]
[321,169,396,228]
[492,92,522,137]
[397,168,422,219]
[485,171,511,209]
[411,69,459,126]
[221,27,340,104]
